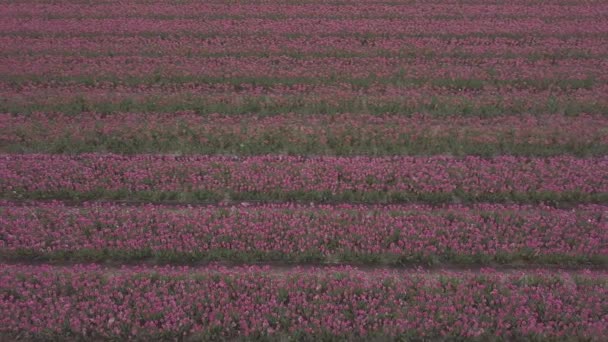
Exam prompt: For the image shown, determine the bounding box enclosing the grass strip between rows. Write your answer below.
[3,96,607,116]
[3,249,606,267]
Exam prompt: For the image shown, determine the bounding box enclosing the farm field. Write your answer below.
[1,0,607,340]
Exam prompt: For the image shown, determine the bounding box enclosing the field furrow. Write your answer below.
[3,113,607,156]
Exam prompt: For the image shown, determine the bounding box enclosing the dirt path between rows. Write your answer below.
[3,198,600,209]
[2,259,605,274]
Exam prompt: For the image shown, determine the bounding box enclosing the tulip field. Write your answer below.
[1,0,607,340]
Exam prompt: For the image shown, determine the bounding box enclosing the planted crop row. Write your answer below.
[2,155,606,204]
[3,36,607,59]
[5,2,607,18]
[7,84,605,100]
[2,265,607,340]
[2,18,607,36]
[2,202,606,265]
[3,113,606,156]
[5,13,606,22]
[4,31,606,39]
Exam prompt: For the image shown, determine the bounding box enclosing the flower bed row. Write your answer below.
[3,17,607,36]
[2,265,607,340]
[3,113,606,156]
[2,202,606,265]
[2,155,606,204]
[7,84,604,100]
[3,36,606,58]
[5,2,607,18]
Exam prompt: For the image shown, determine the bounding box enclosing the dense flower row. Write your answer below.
[3,36,607,58]
[7,83,605,98]
[1,155,607,203]
[3,18,607,36]
[4,13,604,21]
[2,112,606,156]
[5,2,607,18]
[2,265,607,340]
[3,56,605,81]
[6,30,605,40]
[2,202,606,264]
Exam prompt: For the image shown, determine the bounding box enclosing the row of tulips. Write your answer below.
[1,265,607,340]
[5,2,608,18]
[2,155,606,204]
[3,18,607,36]
[3,36,607,58]
[1,202,606,265]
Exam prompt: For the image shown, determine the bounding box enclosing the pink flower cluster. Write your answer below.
[7,84,606,106]
[3,55,605,82]
[3,35,607,58]
[5,2,607,19]
[2,154,606,196]
[2,202,606,263]
[2,265,607,340]
[3,16,607,36]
